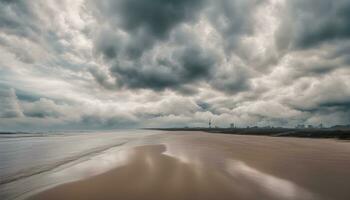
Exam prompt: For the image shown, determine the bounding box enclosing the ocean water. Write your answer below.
[0,130,158,200]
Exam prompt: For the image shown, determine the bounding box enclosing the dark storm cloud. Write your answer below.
[0,0,40,40]
[279,0,350,49]
[89,0,213,92]
[287,60,339,81]
[109,44,218,91]
[90,0,205,60]
[207,0,262,53]
[88,66,117,90]
[211,65,252,94]
[116,0,205,38]
[0,0,45,64]
[283,78,350,118]
[1,0,350,130]
[92,0,205,39]
[90,0,260,93]
[92,22,220,92]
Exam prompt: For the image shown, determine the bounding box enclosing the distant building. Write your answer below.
[230,123,235,128]
[296,124,305,129]
[209,119,212,128]
[307,125,313,129]
[319,123,323,129]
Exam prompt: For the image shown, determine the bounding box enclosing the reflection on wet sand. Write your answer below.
[225,160,315,200]
[164,141,317,200]
[29,143,317,200]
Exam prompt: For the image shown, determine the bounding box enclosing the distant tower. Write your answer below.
[319,123,323,129]
[230,123,234,129]
[209,119,212,128]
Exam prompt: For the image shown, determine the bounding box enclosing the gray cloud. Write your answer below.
[90,0,205,59]
[286,77,350,112]
[0,87,23,118]
[92,23,220,92]
[0,0,39,38]
[0,0,350,131]
[111,43,218,91]
[21,98,68,118]
[90,0,260,93]
[211,64,252,94]
[278,0,350,49]
[91,0,205,38]
[207,0,262,53]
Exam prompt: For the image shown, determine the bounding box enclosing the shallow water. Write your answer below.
[2,131,350,200]
[0,130,157,200]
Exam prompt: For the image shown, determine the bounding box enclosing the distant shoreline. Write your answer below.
[2,128,350,140]
[146,127,350,140]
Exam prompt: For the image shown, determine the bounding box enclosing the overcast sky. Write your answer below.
[0,0,350,131]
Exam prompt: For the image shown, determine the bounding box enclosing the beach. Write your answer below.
[2,0,350,199]
[26,131,350,200]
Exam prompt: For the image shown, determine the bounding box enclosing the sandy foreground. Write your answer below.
[28,132,350,200]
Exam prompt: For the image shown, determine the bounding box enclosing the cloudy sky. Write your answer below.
[0,0,350,131]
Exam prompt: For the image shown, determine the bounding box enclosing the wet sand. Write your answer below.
[28,132,350,200]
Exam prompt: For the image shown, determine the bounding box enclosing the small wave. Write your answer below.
[0,132,59,139]
[0,141,128,185]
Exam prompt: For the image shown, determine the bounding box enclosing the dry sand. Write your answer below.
[28,132,350,200]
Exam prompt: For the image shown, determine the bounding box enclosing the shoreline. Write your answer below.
[0,142,129,186]
[0,130,159,200]
[147,127,350,140]
[27,132,350,200]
